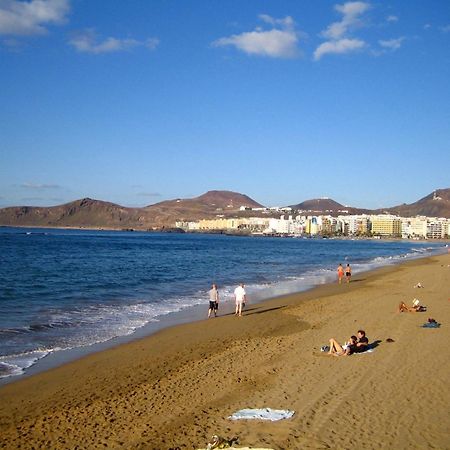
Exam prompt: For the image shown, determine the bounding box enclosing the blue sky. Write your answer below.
[1,0,449,209]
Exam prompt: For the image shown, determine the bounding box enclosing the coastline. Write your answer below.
[1,253,449,449]
[1,239,445,385]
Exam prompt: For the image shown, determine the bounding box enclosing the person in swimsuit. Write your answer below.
[337,264,344,284]
[345,264,352,283]
[328,335,357,356]
[208,283,219,318]
[398,300,426,313]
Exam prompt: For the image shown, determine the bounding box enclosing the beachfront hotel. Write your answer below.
[176,213,449,239]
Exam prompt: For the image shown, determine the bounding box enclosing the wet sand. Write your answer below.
[1,253,449,449]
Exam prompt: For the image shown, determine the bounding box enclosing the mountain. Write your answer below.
[0,191,264,229]
[381,189,450,218]
[1,189,449,230]
[0,198,148,229]
[142,190,264,225]
[290,198,369,215]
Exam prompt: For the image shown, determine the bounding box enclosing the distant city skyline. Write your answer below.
[1,0,449,210]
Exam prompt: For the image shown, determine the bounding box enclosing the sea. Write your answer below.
[0,227,446,381]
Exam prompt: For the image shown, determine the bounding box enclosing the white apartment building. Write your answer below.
[401,217,428,239]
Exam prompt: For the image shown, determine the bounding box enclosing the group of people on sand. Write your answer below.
[337,263,352,284]
[208,283,247,318]
[327,330,369,356]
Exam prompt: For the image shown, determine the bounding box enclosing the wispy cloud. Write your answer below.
[20,182,62,189]
[314,1,370,60]
[440,24,450,33]
[21,196,45,201]
[69,29,159,54]
[315,38,365,60]
[212,14,301,58]
[386,15,398,23]
[136,192,162,198]
[379,37,404,51]
[0,0,70,36]
[321,1,370,40]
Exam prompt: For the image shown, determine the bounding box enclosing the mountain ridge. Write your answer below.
[0,188,449,229]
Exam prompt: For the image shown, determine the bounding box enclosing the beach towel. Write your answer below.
[229,408,294,421]
[354,348,374,354]
[422,322,441,328]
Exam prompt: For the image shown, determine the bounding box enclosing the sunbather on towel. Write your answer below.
[328,335,357,356]
[398,300,427,313]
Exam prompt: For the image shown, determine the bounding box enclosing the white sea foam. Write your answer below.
[1,240,444,381]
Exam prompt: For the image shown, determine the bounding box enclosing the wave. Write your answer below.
[0,240,444,381]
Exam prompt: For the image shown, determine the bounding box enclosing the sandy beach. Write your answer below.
[0,252,449,449]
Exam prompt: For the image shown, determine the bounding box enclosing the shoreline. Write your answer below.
[0,243,446,387]
[2,225,449,242]
[1,253,449,449]
[1,244,446,386]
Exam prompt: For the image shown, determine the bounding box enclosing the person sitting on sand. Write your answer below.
[355,330,369,352]
[328,336,357,356]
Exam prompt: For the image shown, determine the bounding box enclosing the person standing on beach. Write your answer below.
[337,264,344,284]
[345,264,352,283]
[208,284,219,318]
[234,283,246,317]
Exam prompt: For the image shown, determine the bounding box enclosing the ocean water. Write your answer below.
[0,227,445,379]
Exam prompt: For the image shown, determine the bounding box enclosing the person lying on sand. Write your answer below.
[328,336,357,356]
[398,300,427,313]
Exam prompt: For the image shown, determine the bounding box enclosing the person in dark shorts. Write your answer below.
[345,264,352,283]
[208,283,219,318]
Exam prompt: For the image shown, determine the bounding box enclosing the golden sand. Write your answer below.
[1,253,449,449]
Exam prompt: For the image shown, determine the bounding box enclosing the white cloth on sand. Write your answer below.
[355,348,374,354]
[228,408,295,421]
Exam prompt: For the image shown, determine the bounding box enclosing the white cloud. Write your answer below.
[315,2,370,60]
[440,24,450,33]
[314,38,365,60]
[322,1,370,40]
[212,15,300,58]
[379,37,404,51]
[386,15,398,23]
[69,29,159,54]
[0,0,70,36]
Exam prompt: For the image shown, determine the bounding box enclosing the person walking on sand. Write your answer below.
[234,283,246,317]
[345,263,352,283]
[337,264,344,284]
[208,283,219,318]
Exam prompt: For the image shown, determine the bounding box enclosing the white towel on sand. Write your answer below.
[228,408,295,421]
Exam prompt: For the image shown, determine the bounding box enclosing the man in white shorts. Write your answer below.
[234,283,246,317]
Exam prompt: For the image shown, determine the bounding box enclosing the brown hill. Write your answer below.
[143,190,264,224]
[381,189,450,218]
[0,198,149,229]
[290,198,368,215]
[0,191,265,229]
